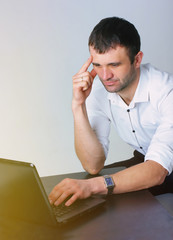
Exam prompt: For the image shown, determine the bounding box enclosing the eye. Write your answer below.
[110,63,121,67]
[93,63,100,67]
[92,63,101,68]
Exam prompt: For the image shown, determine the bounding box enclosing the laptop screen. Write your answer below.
[0,158,57,225]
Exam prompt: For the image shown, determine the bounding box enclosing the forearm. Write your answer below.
[72,102,105,174]
[112,160,168,194]
[90,160,168,195]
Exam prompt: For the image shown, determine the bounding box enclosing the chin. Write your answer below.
[104,86,119,93]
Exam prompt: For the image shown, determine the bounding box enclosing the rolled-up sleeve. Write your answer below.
[145,89,173,175]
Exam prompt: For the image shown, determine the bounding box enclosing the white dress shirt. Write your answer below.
[86,64,173,174]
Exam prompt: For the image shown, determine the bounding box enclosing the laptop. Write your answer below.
[0,158,107,226]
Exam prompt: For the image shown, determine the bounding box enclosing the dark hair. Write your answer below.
[88,17,141,63]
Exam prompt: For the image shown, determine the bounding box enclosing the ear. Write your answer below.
[134,51,143,68]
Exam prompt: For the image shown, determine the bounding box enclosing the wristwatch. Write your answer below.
[103,175,115,195]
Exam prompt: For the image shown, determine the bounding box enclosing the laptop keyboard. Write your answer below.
[52,200,83,218]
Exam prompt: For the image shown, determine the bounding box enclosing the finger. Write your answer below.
[49,178,74,205]
[78,56,93,74]
[73,75,91,87]
[73,76,92,91]
[48,182,65,204]
[65,194,78,206]
[73,71,92,81]
[90,68,97,80]
[73,80,90,92]
[54,191,71,206]
[49,189,61,205]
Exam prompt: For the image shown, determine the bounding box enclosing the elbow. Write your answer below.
[145,160,168,188]
[152,169,168,187]
[81,153,106,175]
[157,171,167,185]
[82,163,104,176]
[83,166,103,175]
[87,168,102,176]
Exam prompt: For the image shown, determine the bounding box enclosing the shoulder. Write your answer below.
[141,63,173,87]
[141,64,173,106]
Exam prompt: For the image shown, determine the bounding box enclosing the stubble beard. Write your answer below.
[99,66,137,94]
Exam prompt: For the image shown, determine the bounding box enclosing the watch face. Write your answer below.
[105,177,114,187]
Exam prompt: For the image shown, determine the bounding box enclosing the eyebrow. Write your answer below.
[92,62,121,66]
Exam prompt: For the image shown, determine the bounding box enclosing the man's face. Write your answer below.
[90,46,138,94]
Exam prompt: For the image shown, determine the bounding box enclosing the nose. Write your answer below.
[101,67,113,81]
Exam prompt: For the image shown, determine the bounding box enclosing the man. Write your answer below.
[49,17,173,207]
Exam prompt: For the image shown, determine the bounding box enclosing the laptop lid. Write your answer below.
[0,158,58,225]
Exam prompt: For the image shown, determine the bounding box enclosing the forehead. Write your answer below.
[89,46,130,64]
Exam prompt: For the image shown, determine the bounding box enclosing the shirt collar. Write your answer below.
[107,64,149,109]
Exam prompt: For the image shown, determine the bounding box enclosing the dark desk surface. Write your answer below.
[1,168,173,240]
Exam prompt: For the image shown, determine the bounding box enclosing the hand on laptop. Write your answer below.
[48,177,107,206]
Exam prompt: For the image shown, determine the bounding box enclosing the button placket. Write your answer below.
[127,109,145,154]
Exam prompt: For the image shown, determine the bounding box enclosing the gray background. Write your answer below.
[0,0,173,176]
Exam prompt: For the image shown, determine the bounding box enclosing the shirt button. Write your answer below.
[140,147,143,149]
[132,130,135,133]
[127,109,130,112]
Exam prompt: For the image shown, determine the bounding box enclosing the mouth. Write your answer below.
[103,80,119,86]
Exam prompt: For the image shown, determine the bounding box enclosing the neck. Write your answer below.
[118,68,140,106]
